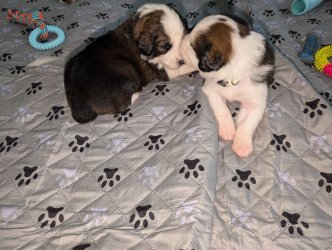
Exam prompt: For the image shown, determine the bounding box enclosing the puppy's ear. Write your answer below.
[198,52,223,72]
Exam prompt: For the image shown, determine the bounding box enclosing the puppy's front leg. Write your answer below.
[202,85,235,141]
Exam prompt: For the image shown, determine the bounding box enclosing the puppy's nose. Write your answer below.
[178,60,185,65]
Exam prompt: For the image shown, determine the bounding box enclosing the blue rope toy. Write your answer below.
[298,33,321,64]
[7,9,65,51]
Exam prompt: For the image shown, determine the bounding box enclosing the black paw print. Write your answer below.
[0,53,12,62]
[166,3,176,8]
[279,8,290,15]
[26,0,38,3]
[228,0,237,5]
[144,135,165,150]
[231,107,240,117]
[51,15,64,22]
[263,10,276,17]
[96,13,108,19]
[269,80,281,90]
[79,2,90,7]
[320,91,332,105]
[73,243,92,250]
[179,159,204,179]
[97,168,121,188]
[1,8,9,13]
[280,212,309,236]
[114,108,133,122]
[15,166,38,186]
[68,135,90,152]
[318,172,332,193]
[288,30,301,39]
[303,98,327,118]
[208,1,217,7]
[21,27,33,36]
[270,35,285,45]
[325,9,332,15]
[271,134,291,152]
[84,37,95,44]
[52,49,63,57]
[46,106,65,120]
[232,169,256,190]
[26,82,42,95]
[39,7,51,12]
[183,100,201,116]
[129,205,155,229]
[186,12,199,19]
[151,84,169,96]
[38,206,64,229]
[67,22,79,31]
[9,66,26,74]
[303,61,314,68]
[121,3,133,9]
[0,136,18,153]
[307,18,321,24]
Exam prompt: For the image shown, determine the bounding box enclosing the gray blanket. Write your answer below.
[0,0,331,249]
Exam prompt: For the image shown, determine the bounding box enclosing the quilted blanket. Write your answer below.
[0,0,331,249]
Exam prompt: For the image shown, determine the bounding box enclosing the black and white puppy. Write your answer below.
[64,3,194,124]
[180,15,275,157]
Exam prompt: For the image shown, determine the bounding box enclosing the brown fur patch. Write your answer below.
[193,21,234,66]
[237,23,250,37]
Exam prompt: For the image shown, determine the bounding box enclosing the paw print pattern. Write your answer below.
[0,136,18,153]
[279,8,290,15]
[68,135,90,153]
[0,53,12,62]
[318,172,332,193]
[84,37,95,44]
[151,84,169,96]
[21,27,33,36]
[15,166,38,186]
[307,18,321,24]
[186,12,199,19]
[303,98,327,118]
[26,0,38,3]
[270,35,285,45]
[114,108,133,122]
[208,1,217,7]
[52,49,63,56]
[166,3,176,8]
[26,82,42,95]
[271,134,291,152]
[232,169,256,190]
[96,13,108,19]
[183,101,201,116]
[46,106,65,120]
[320,91,332,105]
[231,107,240,117]
[129,205,155,229]
[288,30,301,39]
[79,2,90,7]
[51,15,64,22]
[280,211,309,236]
[144,135,165,150]
[38,206,64,229]
[263,10,276,17]
[121,3,133,9]
[97,168,121,188]
[179,159,204,179]
[39,7,50,12]
[325,9,332,15]
[228,0,238,5]
[270,81,281,90]
[67,22,79,31]
[9,66,25,74]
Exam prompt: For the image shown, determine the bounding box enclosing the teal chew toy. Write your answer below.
[291,0,324,15]
[29,25,65,50]
[7,9,65,51]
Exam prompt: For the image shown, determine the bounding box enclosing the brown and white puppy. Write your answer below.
[180,15,275,157]
[64,3,194,124]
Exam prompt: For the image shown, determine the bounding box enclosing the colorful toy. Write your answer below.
[298,33,321,64]
[314,45,332,77]
[7,9,65,51]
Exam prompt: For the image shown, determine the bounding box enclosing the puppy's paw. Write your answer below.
[131,92,140,104]
[232,134,253,158]
[218,120,236,141]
